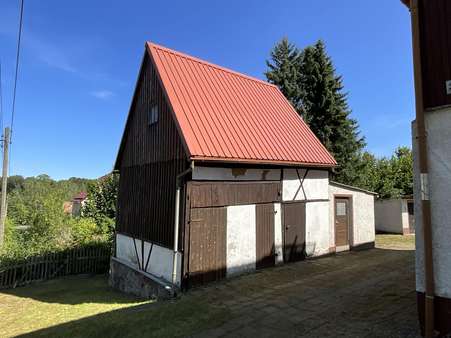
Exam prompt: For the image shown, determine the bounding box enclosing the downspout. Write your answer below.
[409,1,435,337]
[172,161,194,286]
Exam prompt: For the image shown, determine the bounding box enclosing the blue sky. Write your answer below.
[0,0,413,180]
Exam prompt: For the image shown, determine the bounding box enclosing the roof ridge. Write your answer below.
[147,42,277,89]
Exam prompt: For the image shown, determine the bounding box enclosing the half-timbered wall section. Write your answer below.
[116,54,188,248]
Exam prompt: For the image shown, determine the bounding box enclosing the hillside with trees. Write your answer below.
[0,174,117,262]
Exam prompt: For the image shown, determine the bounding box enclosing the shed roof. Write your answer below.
[116,42,337,169]
[330,181,378,196]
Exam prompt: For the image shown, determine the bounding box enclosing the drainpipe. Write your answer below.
[172,161,194,286]
[409,1,435,337]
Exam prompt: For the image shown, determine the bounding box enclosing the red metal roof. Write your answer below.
[73,191,87,201]
[147,42,336,167]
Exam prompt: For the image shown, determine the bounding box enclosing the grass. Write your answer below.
[375,234,415,250]
[0,275,230,338]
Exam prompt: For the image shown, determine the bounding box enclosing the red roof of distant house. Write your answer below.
[73,192,87,201]
[146,43,336,167]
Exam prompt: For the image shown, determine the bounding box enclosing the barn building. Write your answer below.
[110,42,376,297]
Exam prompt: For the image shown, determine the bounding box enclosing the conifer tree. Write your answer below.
[265,38,303,113]
[298,40,365,183]
[266,39,365,184]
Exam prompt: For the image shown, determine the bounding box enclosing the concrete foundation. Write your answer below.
[109,257,177,300]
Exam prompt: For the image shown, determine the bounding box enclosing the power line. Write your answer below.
[10,0,24,143]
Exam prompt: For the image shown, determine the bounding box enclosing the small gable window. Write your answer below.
[148,104,159,125]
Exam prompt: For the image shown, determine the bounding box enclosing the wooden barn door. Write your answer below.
[256,203,275,269]
[283,202,306,262]
[188,207,226,286]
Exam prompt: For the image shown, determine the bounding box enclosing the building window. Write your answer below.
[148,104,159,125]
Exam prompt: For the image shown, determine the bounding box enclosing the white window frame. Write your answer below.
[148,104,159,125]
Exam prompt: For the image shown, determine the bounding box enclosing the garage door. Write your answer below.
[188,207,226,286]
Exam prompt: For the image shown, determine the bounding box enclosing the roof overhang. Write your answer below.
[330,181,378,196]
[191,156,337,169]
[401,0,410,9]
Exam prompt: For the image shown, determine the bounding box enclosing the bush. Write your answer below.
[0,174,112,265]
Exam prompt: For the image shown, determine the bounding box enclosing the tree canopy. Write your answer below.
[353,147,413,199]
[1,174,114,260]
[266,39,365,184]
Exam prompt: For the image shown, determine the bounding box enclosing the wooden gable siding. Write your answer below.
[116,53,188,248]
[120,54,186,167]
[419,0,451,109]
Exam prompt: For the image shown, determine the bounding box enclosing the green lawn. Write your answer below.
[375,234,415,250]
[0,275,230,338]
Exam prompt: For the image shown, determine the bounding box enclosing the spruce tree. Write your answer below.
[265,38,303,113]
[298,40,365,183]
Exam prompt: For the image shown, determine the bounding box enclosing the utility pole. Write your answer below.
[0,127,10,247]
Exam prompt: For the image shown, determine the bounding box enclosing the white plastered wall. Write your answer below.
[116,233,182,286]
[413,109,451,298]
[375,199,404,234]
[282,169,329,201]
[226,205,256,277]
[274,203,284,264]
[305,201,330,256]
[328,184,375,248]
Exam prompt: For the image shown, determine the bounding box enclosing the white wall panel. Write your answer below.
[282,169,329,201]
[226,205,256,276]
[274,203,283,264]
[116,233,181,285]
[305,201,330,257]
[413,109,451,298]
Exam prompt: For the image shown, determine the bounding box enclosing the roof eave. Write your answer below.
[329,181,378,196]
[191,156,337,169]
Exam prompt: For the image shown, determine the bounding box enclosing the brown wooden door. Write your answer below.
[256,203,275,269]
[283,202,306,262]
[335,198,349,247]
[188,207,226,286]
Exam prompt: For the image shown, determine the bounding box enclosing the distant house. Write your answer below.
[110,42,376,297]
[375,197,414,235]
[71,192,87,217]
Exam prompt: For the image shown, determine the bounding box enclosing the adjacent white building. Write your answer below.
[375,198,414,235]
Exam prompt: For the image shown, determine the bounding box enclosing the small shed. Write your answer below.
[110,42,377,297]
[329,182,377,252]
[374,197,414,235]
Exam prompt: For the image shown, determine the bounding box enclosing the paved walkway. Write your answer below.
[189,245,420,337]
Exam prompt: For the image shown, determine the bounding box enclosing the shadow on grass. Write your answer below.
[16,295,230,338]
[0,274,144,305]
